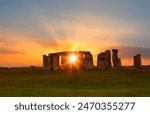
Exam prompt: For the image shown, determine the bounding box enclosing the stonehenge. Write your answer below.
[97,50,112,69]
[43,49,142,70]
[43,51,94,70]
[43,55,48,70]
[84,52,94,69]
[112,49,122,69]
[134,54,142,68]
[105,50,112,69]
[97,52,107,69]
[97,49,121,69]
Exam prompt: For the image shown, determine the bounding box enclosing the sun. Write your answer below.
[69,54,77,63]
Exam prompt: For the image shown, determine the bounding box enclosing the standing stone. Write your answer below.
[61,53,69,70]
[134,54,142,68]
[53,54,60,70]
[112,49,121,69]
[78,53,85,69]
[97,52,107,69]
[47,54,53,70]
[112,49,118,69]
[105,50,112,69]
[43,51,95,70]
[84,52,94,69]
[43,55,48,70]
[97,50,112,70]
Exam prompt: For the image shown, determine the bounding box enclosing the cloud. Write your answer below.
[0,48,24,55]
[110,46,150,59]
[0,30,30,55]
[25,14,139,51]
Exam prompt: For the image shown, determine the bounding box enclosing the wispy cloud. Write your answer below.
[110,46,150,59]
[0,0,150,66]
[0,48,24,55]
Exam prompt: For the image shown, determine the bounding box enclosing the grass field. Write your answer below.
[0,68,150,97]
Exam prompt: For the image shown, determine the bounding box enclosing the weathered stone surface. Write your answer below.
[134,54,142,68]
[112,49,118,69]
[43,51,94,70]
[47,54,53,70]
[61,53,69,70]
[52,54,60,70]
[105,50,112,69]
[97,52,106,69]
[43,55,48,70]
[77,53,84,69]
[97,50,112,69]
[42,50,143,71]
[84,53,94,69]
[43,50,123,70]
[112,49,121,69]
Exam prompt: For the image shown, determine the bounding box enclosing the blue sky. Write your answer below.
[0,0,150,66]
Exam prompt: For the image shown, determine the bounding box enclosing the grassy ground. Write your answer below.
[0,68,150,97]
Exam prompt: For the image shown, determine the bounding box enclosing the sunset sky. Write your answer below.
[0,0,150,67]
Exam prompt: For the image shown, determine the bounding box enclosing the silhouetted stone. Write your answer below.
[105,50,112,69]
[77,53,84,69]
[97,52,107,69]
[134,54,142,68]
[61,53,69,70]
[84,53,94,69]
[43,51,95,70]
[47,54,53,70]
[52,54,60,70]
[112,49,121,69]
[97,50,112,70]
[43,55,48,70]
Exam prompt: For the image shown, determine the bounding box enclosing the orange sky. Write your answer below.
[0,1,150,67]
[0,20,150,67]
[0,29,150,67]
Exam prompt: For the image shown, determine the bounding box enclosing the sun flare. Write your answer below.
[69,54,77,63]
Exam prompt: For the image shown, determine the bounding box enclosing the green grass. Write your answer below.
[0,68,150,97]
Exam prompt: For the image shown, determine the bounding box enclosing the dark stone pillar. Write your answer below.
[84,52,94,69]
[43,55,48,70]
[53,54,60,70]
[134,54,142,68]
[61,53,69,70]
[97,52,106,69]
[105,50,112,69]
[47,54,53,70]
[112,49,121,69]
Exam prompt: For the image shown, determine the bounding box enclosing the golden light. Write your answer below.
[69,54,77,63]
